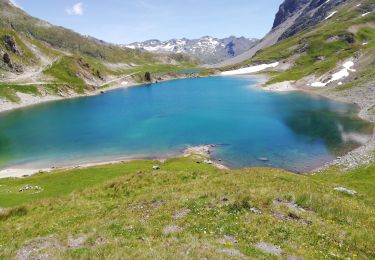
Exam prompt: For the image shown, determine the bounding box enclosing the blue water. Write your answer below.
[0,76,372,172]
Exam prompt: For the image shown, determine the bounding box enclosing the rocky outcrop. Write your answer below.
[2,52,23,72]
[277,0,349,40]
[272,0,310,29]
[2,52,12,67]
[144,72,151,81]
[4,35,21,55]
[210,0,352,67]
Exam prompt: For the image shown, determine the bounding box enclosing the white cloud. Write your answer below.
[66,2,85,16]
[9,0,23,10]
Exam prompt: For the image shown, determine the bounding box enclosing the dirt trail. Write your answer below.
[99,72,139,87]
[4,37,59,84]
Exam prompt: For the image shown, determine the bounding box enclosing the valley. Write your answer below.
[0,0,374,259]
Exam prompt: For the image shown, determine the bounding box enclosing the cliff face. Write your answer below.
[272,0,310,29]
[274,0,349,40]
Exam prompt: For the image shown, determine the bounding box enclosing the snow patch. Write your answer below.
[221,62,279,76]
[325,11,337,20]
[311,61,355,87]
[311,82,327,87]
[362,12,371,17]
[334,187,357,195]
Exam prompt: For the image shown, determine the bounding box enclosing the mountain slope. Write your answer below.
[211,0,374,68]
[215,0,375,86]
[125,36,259,64]
[0,0,197,104]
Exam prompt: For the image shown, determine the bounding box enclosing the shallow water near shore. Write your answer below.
[0,76,372,172]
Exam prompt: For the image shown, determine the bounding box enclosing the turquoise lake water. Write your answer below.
[0,76,372,172]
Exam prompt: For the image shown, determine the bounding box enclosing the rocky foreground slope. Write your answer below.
[0,148,374,259]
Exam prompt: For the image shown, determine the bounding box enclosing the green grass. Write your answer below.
[0,84,41,102]
[0,160,157,207]
[43,56,90,93]
[0,156,374,259]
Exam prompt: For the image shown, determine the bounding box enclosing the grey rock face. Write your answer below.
[272,0,310,29]
[274,0,350,41]
[4,35,21,54]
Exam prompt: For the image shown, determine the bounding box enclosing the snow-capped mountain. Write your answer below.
[124,36,259,64]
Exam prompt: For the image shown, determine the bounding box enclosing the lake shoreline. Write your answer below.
[0,73,373,178]
[255,77,375,172]
[0,145,229,179]
[0,73,203,114]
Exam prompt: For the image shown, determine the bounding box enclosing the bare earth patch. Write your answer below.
[163,225,182,235]
[173,208,191,220]
[255,242,282,256]
[16,236,63,260]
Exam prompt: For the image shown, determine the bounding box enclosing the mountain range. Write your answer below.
[124,36,259,64]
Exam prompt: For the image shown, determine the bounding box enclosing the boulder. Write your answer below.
[3,53,13,68]
[144,72,151,81]
[4,35,21,55]
[203,159,213,164]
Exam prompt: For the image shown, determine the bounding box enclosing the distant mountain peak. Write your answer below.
[123,36,259,64]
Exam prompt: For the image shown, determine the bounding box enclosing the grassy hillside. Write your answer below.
[212,0,375,88]
[0,0,197,103]
[0,156,374,259]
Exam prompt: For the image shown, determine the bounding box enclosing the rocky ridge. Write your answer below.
[124,36,259,64]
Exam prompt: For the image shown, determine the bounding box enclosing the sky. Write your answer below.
[11,0,283,44]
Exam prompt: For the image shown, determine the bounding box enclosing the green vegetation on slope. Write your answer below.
[0,0,198,102]
[0,157,374,259]
[217,1,375,86]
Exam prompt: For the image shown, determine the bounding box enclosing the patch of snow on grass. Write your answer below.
[334,187,357,195]
[325,11,337,20]
[221,62,279,76]
[362,12,371,17]
[311,61,355,87]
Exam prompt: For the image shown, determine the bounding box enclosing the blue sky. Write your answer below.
[12,0,283,44]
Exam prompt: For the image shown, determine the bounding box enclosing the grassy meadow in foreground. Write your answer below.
[0,156,374,259]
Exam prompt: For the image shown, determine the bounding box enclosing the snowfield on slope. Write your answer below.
[311,61,356,87]
[221,62,279,76]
